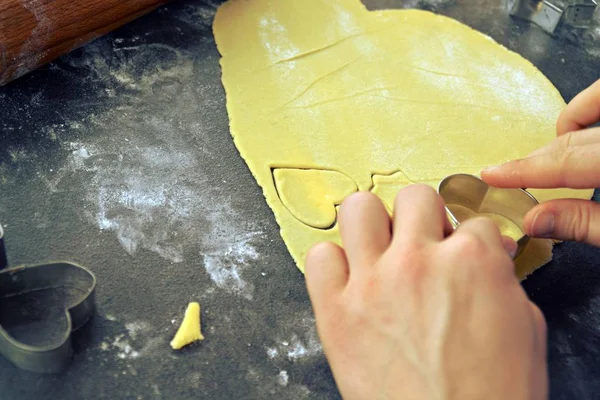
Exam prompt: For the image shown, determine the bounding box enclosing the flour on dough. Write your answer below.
[213,0,592,279]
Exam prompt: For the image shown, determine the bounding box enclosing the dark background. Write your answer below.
[1,0,600,399]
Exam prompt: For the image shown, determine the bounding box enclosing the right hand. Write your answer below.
[306,187,547,400]
[481,78,600,245]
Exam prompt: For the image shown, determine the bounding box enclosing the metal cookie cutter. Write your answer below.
[438,174,539,258]
[508,0,598,34]
[0,223,97,373]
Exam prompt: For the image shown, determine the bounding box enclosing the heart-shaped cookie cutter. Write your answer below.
[438,174,539,257]
[0,224,97,373]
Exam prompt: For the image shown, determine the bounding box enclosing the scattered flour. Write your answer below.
[99,320,160,361]
[170,1,218,28]
[113,335,141,360]
[46,134,263,298]
[203,232,261,300]
[125,321,150,340]
[277,370,289,387]
[284,333,322,360]
[266,347,279,359]
[266,313,322,361]
[585,27,600,58]
[41,33,264,299]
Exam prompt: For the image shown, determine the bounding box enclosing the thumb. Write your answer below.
[524,199,600,246]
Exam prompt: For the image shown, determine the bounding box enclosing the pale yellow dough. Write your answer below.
[213,0,593,279]
[170,302,204,350]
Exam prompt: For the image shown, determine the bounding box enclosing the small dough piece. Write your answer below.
[213,0,593,279]
[170,302,204,350]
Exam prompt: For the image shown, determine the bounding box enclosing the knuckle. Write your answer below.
[555,148,576,185]
[561,131,575,150]
[448,232,488,259]
[568,205,592,243]
[394,247,429,279]
[343,277,381,320]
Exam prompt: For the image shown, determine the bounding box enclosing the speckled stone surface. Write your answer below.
[0,1,599,399]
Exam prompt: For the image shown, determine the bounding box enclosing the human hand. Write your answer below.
[482,78,600,245]
[305,186,547,400]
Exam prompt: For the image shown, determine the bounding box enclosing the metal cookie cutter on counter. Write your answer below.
[0,224,97,373]
[508,0,598,34]
[438,174,539,258]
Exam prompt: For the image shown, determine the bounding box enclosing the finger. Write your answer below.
[501,236,519,259]
[557,78,600,135]
[524,199,600,246]
[527,128,600,158]
[338,192,391,268]
[453,217,507,253]
[529,303,548,367]
[481,144,600,189]
[391,184,451,247]
[305,242,349,310]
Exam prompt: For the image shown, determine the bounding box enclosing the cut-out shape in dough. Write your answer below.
[214,0,593,279]
[273,168,358,229]
[371,171,443,212]
[371,170,416,212]
[170,302,204,350]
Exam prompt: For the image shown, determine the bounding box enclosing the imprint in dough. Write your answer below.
[213,0,593,279]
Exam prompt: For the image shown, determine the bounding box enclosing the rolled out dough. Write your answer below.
[213,0,593,279]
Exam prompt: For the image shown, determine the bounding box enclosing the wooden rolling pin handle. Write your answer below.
[0,0,171,86]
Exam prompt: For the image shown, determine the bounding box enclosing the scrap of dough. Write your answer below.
[170,302,204,350]
[213,0,593,279]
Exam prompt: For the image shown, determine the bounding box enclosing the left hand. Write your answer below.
[482,79,600,245]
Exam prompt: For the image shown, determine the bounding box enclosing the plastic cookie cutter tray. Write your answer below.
[0,223,97,373]
[438,174,539,258]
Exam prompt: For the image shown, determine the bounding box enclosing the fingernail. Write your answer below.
[529,211,555,238]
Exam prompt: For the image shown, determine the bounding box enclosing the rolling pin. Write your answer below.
[0,0,172,86]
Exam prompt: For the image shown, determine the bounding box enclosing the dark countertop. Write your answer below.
[1,1,600,399]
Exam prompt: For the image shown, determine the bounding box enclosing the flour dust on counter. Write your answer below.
[95,315,164,381]
[43,123,264,299]
[30,23,268,300]
[245,366,313,399]
[98,319,158,359]
[278,370,290,386]
[170,0,220,30]
[265,311,322,362]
